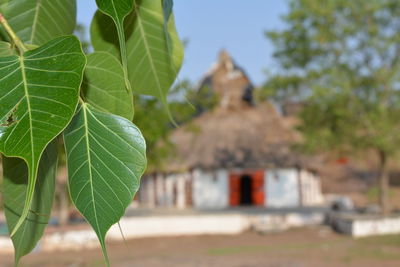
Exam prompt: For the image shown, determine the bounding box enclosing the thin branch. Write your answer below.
[0,13,27,53]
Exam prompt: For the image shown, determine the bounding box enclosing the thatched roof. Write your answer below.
[168,103,306,171]
[164,51,316,172]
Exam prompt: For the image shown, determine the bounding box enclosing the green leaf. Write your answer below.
[0,36,86,235]
[0,0,7,40]
[63,103,146,264]
[3,141,57,264]
[0,40,14,56]
[95,0,133,23]
[95,0,134,94]
[162,0,173,22]
[83,52,134,121]
[0,0,76,45]
[90,0,184,110]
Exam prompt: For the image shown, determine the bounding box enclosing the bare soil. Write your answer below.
[2,226,400,267]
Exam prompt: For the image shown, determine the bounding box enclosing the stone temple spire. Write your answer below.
[197,50,255,110]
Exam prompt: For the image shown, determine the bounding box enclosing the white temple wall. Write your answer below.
[138,168,323,209]
[165,175,174,207]
[299,170,324,206]
[139,176,156,208]
[176,174,187,209]
[265,169,300,207]
[192,169,229,209]
[155,173,165,205]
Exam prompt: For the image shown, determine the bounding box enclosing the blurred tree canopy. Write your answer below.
[265,0,400,214]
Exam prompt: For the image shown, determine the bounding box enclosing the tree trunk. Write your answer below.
[378,150,390,216]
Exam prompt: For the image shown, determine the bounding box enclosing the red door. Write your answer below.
[229,173,240,206]
[252,170,265,206]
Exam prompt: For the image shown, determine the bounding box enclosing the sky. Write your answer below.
[77,1,288,86]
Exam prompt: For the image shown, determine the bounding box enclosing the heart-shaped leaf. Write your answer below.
[91,0,184,111]
[82,52,134,120]
[0,0,76,45]
[0,36,86,235]
[3,141,57,264]
[64,103,146,264]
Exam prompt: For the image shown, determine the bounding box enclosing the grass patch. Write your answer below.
[356,234,400,247]
[342,234,400,262]
[208,233,400,261]
[366,186,395,203]
[207,241,335,256]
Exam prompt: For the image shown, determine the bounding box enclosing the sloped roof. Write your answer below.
[168,103,305,171]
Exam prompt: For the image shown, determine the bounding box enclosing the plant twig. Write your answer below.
[0,13,27,53]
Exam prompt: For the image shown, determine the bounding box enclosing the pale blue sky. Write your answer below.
[77,1,288,86]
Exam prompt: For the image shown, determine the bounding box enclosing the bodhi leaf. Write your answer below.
[95,0,133,93]
[0,36,86,235]
[0,40,14,56]
[82,52,134,120]
[0,0,7,40]
[90,0,184,113]
[63,103,146,264]
[3,141,57,264]
[95,0,133,25]
[0,0,76,45]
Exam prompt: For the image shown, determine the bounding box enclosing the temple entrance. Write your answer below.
[229,171,265,206]
[239,175,253,205]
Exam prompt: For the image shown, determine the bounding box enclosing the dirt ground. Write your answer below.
[2,226,400,267]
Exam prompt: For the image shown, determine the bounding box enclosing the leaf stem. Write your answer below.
[79,97,86,106]
[0,13,27,53]
[116,23,132,94]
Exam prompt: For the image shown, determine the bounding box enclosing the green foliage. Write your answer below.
[0,36,86,236]
[3,141,57,264]
[266,0,400,156]
[0,40,13,56]
[95,0,133,22]
[266,0,400,214]
[0,0,183,265]
[91,0,184,118]
[95,0,133,94]
[0,0,76,45]
[83,52,134,120]
[64,103,146,263]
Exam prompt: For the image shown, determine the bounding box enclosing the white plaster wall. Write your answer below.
[155,173,165,206]
[165,175,174,207]
[300,170,324,206]
[176,174,187,209]
[0,211,327,253]
[252,213,324,232]
[332,216,400,238]
[192,169,229,209]
[353,217,400,237]
[265,169,300,207]
[140,176,156,208]
[108,214,249,239]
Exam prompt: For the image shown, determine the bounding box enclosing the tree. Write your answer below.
[0,0,183,265]
[265,0,400,215]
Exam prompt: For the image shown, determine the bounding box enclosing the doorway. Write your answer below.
[229,171,264,206]
[240,174,253,205]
